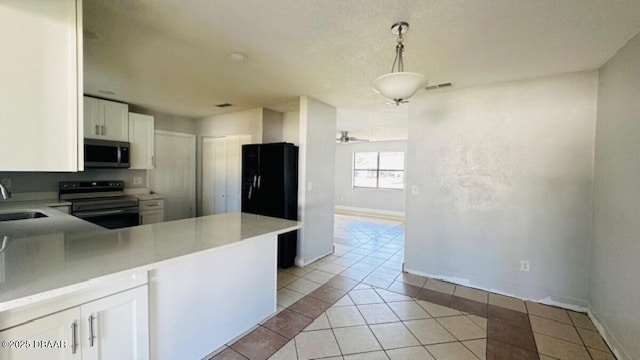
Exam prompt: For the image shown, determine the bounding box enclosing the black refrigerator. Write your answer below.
[241,142,298,268]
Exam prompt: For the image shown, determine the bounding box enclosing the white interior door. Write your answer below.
[202,135,252,216]
[226,135,252,212]
[202,137,227,216]
[150,131,196,221]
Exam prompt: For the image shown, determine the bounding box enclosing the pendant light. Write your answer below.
[372,22,426,106]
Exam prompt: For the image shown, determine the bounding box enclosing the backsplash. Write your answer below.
[0,169,147,193]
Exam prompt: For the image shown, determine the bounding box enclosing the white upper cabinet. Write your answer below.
[0,0,83,171]
[84,96,129,141]
[128,113,155,169]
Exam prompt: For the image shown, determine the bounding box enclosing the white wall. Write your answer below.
[405,71,598,307]
[590,32,640,360]
[262,109,284,143]
[297,96,336,265]
[196,108,264,141]
[334,140,406,216]
[282,111,300,145]
[129,105,197,134]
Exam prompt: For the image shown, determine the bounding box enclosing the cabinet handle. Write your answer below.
[257,175,261,189]
[88,314,96,347]
[100,125,105,135]
[95,125,100,135]
[70,321,78,354]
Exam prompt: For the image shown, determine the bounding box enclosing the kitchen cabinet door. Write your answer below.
[0,307,81,360]
[84,97,129,141]
[84,97,101,139]
[128,113,155,169]
[140,210,163,225]
[0,0,82,171]
[101,100,129,141]
[81,286,149,360]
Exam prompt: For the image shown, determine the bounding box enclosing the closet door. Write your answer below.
[226,135,252,213]
[203,135,252,215]
[202,137,226,216]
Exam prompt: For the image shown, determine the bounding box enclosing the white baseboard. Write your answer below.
[403,266,590,310]
[294,250,333,267]
[588,308,630,360]
[334,205,404,220]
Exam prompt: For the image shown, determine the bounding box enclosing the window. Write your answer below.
[353,151,404,189]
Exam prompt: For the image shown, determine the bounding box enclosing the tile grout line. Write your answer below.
[215,215,614,360]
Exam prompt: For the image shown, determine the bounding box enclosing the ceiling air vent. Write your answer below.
[425,82,453,91]
[215,103,234,108]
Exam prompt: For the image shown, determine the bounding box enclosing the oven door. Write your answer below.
[74,207,139,229]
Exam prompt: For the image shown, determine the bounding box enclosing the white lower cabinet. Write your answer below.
[139,199,164,225]
[80,286,149,360]
[0,286,149,360]
[0,307,80,360]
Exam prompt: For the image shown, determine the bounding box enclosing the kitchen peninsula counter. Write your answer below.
[0,212,300,311]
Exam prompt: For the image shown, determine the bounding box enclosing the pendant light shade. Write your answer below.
[372,22,426,105]
[372,72,426,102]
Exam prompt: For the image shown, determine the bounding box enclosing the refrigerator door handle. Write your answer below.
[253,175,257,187]
[257,175,261,189]
[248,185,253,199]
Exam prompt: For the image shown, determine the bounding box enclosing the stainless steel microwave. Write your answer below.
[84,139,130,168]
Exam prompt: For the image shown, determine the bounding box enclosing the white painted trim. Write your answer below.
[588,308,629,360]
[334,205,405,220]
[154,129,196,139]
[294,249,333,268]
[404,266,589,311]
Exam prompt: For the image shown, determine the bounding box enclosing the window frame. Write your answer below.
[352,151,404,190]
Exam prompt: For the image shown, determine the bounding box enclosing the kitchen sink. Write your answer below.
[0,211,48,222]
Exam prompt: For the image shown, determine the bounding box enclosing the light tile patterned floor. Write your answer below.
[210,214,616,360]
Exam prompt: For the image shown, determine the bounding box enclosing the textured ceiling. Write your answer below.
[83,0,640,140]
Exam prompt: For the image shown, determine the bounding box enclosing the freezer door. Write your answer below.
[259,144,286,218]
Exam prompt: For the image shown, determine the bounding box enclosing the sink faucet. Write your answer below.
[0,183,11,200]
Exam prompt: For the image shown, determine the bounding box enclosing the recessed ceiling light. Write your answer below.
[229,52,247,61]
[215,103,234,108]
[98,90,115,95]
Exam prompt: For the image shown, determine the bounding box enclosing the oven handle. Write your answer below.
[74,208,138,218]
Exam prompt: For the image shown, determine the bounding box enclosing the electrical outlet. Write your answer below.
[520,260,530,272]
[1,178,11,189]
[133,177,142,185]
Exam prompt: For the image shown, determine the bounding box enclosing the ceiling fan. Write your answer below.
[336,131,370,144]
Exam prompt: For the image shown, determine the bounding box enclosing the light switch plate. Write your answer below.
[411,185,419,194]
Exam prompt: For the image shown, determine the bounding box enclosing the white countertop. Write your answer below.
[0,212,300,311]
[0,200,102,237]
[135,193,165,201]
